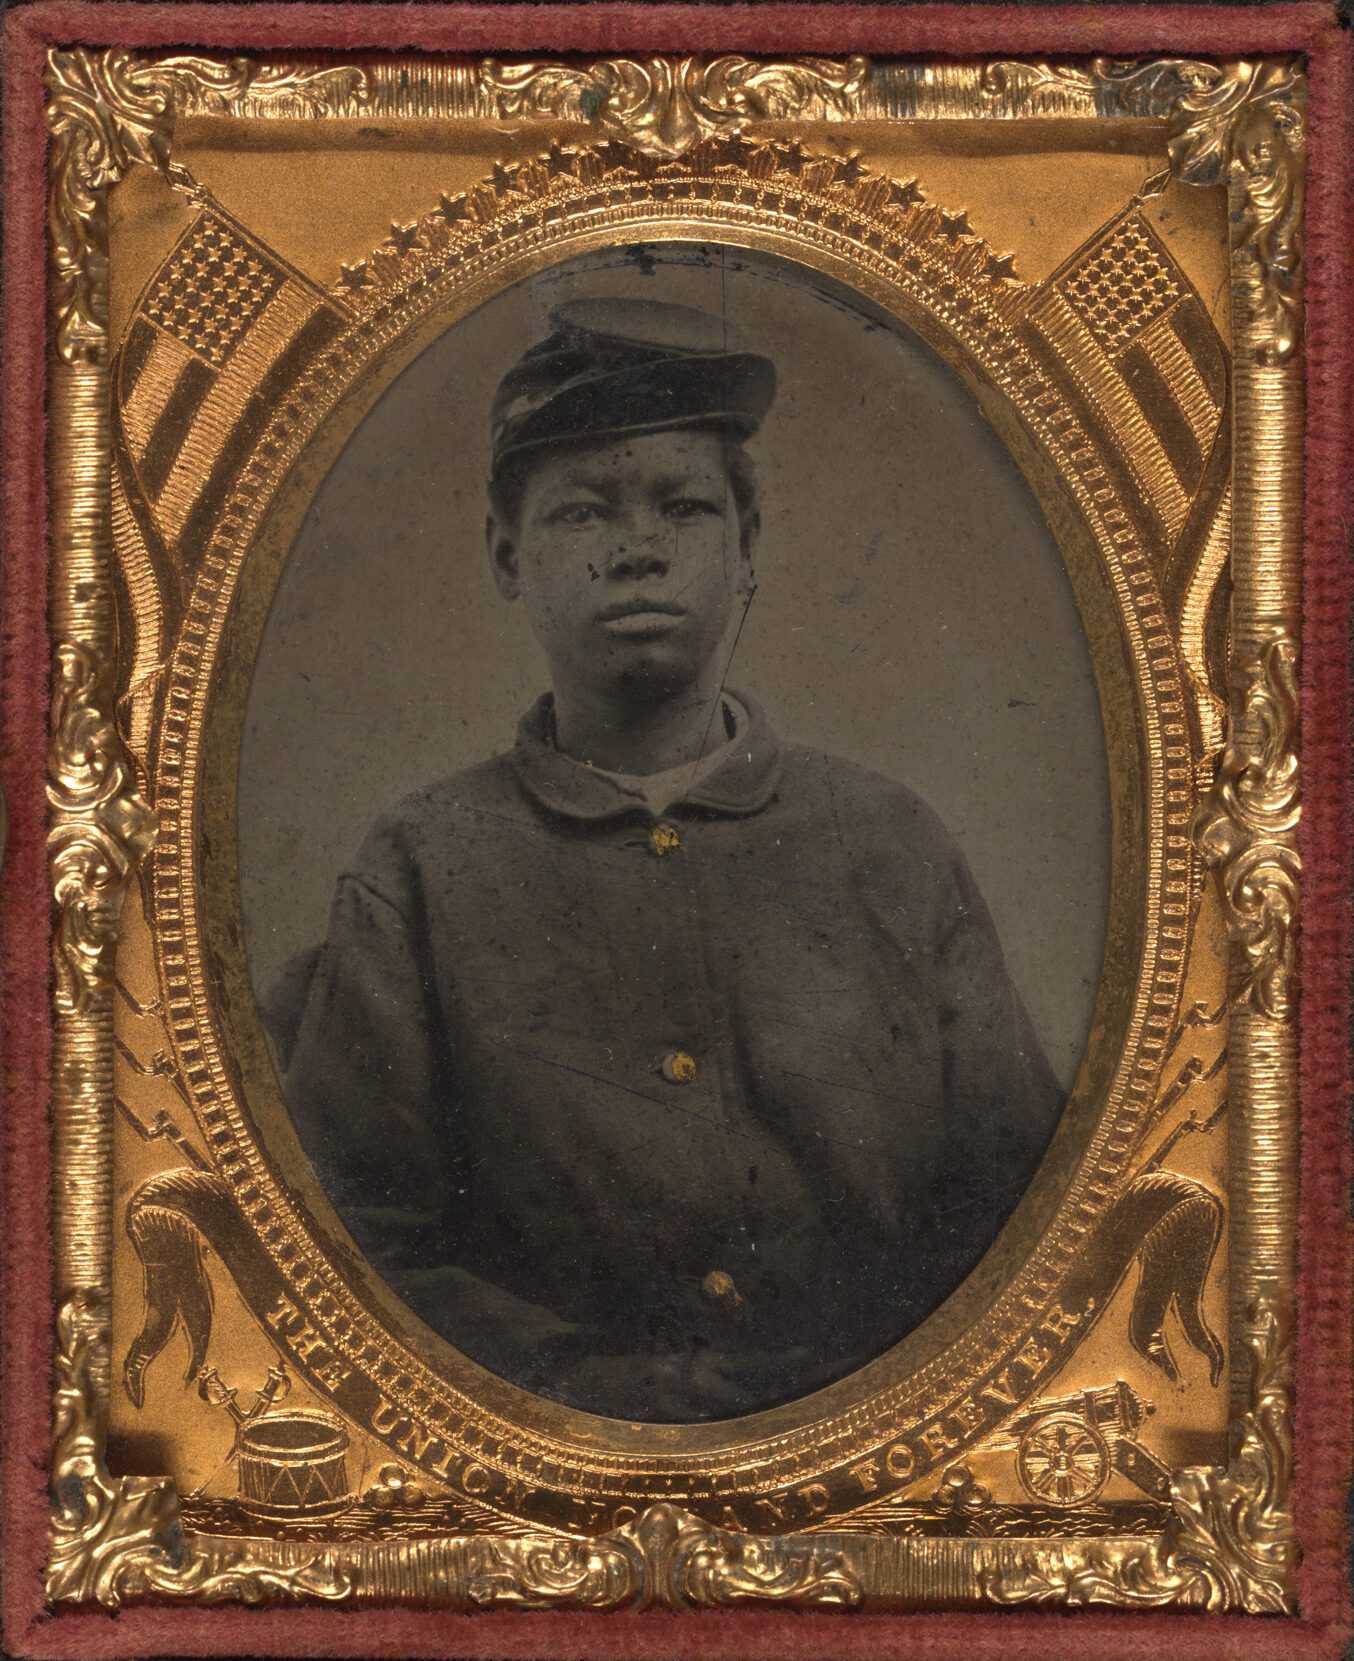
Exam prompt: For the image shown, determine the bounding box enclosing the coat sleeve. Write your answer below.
[929,836,1066,1222]
[843,764,1065,1220]
[279,818,584,1369]
[282,826,457,1270]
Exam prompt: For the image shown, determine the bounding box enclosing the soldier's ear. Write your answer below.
[487,513,520,601]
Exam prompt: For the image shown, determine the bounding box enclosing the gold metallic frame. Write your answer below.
[44,49,1301,1613]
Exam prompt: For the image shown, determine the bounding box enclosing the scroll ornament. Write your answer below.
[465,1503,861,1609]
[984,55,1304,361]
[45,47,368,362]
[1193,634,1301,1022]
[47,1291,350,1606]
[987,1301,1297,1612]
[1101,58,1304,363]
[47,642,155,1017]
[480,53,869,159]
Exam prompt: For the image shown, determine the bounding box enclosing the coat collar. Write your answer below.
[511,690,783,822]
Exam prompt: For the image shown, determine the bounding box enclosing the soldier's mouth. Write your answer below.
[597,603,686,636]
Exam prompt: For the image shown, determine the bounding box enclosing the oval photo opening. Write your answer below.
[239,243,1110,1422]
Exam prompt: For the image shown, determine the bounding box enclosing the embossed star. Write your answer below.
[938,209,973,244]
[719,131,753,167]
[338,262,371,292]
[888,177,924,211]
[489,161,518,197]
[596,140,634,173]
[435,192,470,224]
[984,250,1019,282]
[832,152,866,188]
[777,139,807,176]
[385,221,421,256]
[545,141,576,178]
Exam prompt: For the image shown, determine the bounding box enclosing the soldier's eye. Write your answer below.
[664,497,719,521]
[548,501,607,527]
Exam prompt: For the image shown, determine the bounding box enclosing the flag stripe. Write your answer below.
[155,281,322,545]
[113,387,182,609]
[138,354,217,502]
[1178,482,1231,759]
[1017,321,1163,572]
[118,316,160,394]
[1118,338,1205,499]
[1161,400,1231,617]
[1027,290,1192,549]
[118,327,201,468]
[1137,311,1222,454]
[1167,298,1228,409]
[110,456,170,757]
[177,306,345,564]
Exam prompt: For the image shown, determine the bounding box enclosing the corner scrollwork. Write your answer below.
[47,643,156,1018]
[47,1293,351,1606]
[1100,58,1304,363]
[1193,634,1301,1022]
[985,55,1304,361]
[465,1502,862,1610]
[986,1300,1297,1612]
[480,53,869,159]
[46,48,369,362]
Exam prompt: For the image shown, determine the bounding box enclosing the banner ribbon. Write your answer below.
[123,1162,1224,1412]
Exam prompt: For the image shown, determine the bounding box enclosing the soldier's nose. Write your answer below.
[607,542,670,580]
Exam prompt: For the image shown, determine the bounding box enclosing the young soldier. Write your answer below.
[280,298,1063,1422]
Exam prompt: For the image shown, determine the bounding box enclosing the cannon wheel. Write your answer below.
[1015,1411,1111,1506]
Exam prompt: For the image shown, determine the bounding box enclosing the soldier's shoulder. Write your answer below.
[345,753,521,874]
[396,752,522,823]
[779,742,959,854]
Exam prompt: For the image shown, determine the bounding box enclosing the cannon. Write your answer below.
[987,1380,1173,1506]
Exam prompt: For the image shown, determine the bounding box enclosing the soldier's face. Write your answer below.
[489,428,755,704]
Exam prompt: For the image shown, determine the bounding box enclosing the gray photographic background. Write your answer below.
[239,243,1109,1089]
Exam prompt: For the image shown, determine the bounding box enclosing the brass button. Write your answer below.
[648,823,681,857]
[701,1269,743,1307]
[660,1050,697,1085]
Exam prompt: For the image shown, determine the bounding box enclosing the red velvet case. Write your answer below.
[3,4,1350,1656]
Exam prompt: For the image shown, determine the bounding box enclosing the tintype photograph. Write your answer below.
[238,244,1106,1421]
[10,12,1346,1642]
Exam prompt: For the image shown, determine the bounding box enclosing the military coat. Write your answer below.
[280,693,1064,1419]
